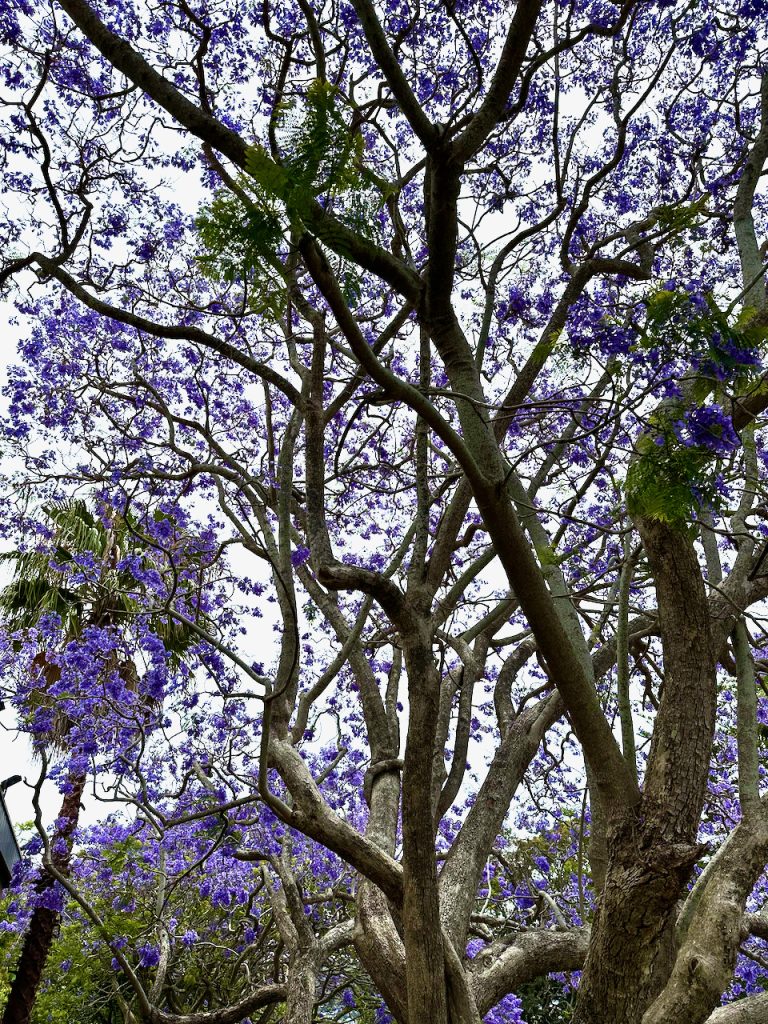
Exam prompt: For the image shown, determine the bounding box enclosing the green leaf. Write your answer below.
[244,145,290,201]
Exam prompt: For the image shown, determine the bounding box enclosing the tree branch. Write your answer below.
[55,0,422,300]
[469,927,590,1015]
[348,0,439,148]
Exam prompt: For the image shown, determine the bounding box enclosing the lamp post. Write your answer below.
[0,776,21,888]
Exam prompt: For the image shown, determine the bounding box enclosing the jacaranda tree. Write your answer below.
[0,1,768,1022]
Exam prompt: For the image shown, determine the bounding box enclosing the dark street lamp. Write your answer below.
[0,775,21,887]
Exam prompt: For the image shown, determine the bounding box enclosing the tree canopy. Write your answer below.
[1,1,768,1022]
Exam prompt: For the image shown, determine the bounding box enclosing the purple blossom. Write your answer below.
[291,546,311,567]
[137,943,161,968]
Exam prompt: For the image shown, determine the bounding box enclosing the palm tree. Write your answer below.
[0,501,200,1024]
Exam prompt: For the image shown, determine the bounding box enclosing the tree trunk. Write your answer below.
[573,520,716,1024]
[2,773,85,1024]
[400,625,448,1024]
[282,951,319,1024]
[355,772,408,1024]
[572,816,703,1024]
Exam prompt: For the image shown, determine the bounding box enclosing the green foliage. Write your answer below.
[0,835,149,1024]
[625,424,710,528]
[247,79,366,208]
[535,543,566,568]
[638,287,767,391]
[0,895,12,1011]
[0,500,110,636]
[505,812,588,915]
[0,500,201,658]
[624,286,768,525]
[23,924,124,1024]
[244,144,291,203]
[518,976,575,1023]
[197,80,383,313]
[653,195,709,242]
[1,834,253,1023]
[196,184,285,317]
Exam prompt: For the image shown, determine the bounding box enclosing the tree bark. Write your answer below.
[573,520,716,1024]
[355,771,408,1024]
[400,622,448,1024]
[643,804,768,1024]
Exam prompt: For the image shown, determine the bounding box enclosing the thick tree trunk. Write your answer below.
[282,951,319,1024]
[400,624,448,1024]
[355,771,408,1024]
[2,773,85,1024]
[573,521,716,1024]
[643,803,768,1024]
[572,817,703,1024]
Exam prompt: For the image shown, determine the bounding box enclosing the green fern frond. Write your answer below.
[196,79,384,313]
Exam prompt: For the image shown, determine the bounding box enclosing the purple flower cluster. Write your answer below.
[674,404,740,456]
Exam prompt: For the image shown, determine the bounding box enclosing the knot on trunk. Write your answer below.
[364,758,404,806]
[608,816,707,897]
